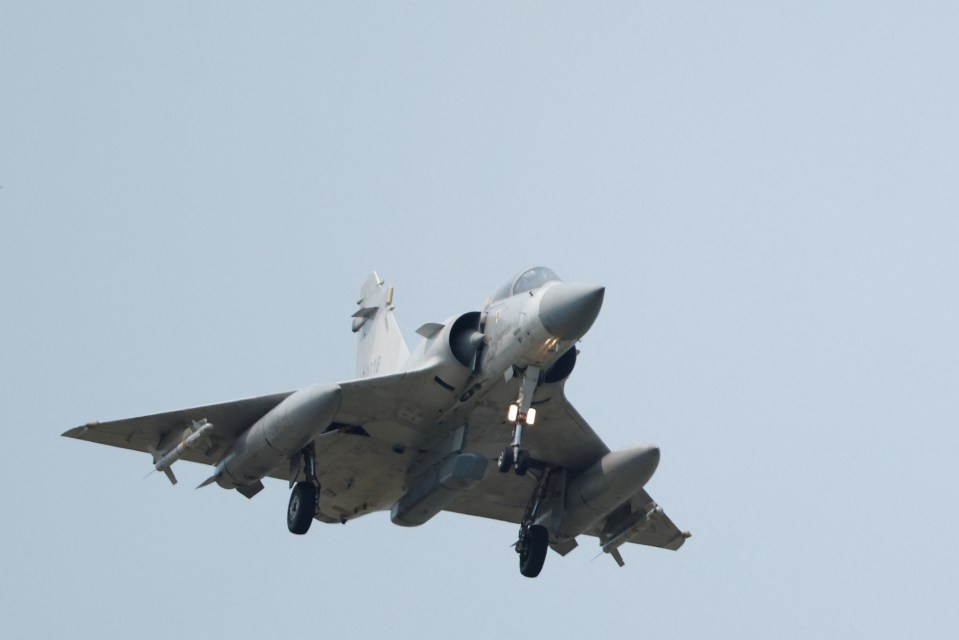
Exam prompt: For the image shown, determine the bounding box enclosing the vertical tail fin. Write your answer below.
[352,272,410,378]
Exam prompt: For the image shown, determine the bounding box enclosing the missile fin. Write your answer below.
[610,548,626,567]
[236,481,264,499]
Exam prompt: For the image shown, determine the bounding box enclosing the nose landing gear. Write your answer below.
[499,365,540,476]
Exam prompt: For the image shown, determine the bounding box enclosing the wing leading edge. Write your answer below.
[63,391,294,469]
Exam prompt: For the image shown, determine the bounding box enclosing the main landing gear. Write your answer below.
[498,365,540,476]
[516,467,553,578]
[288,443,319,535]
[519,525,548,577]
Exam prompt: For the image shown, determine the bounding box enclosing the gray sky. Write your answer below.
[2,2,957,638]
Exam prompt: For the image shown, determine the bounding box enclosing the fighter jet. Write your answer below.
[64,267,689,577]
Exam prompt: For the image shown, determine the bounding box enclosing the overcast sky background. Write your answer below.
[2,2,957,638]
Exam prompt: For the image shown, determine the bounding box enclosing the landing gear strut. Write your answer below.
[288,443,319,535]
[516,466,553,578]
[499,365,540,476]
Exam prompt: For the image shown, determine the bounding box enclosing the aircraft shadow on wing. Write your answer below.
[64,267,690,577]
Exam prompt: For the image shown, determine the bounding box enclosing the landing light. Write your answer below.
[507,404,536,425]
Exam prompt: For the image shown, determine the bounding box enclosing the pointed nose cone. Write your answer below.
[539,282,605,341]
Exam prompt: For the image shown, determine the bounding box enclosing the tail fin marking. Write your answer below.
[354,272,410,378]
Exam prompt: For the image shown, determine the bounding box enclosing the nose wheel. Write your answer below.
[497,444,531,475]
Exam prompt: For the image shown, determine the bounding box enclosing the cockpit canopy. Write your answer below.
[488,266,562,304]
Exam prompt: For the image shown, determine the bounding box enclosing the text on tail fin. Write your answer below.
[353,272,410,377]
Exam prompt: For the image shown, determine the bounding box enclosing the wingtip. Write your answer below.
[668,531,692,551]
[62,421,100,438]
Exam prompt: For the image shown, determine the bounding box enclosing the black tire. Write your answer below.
[497,447,514,473]
[519,525,549,578]
[288,482,316,535]
[514,449,530,476]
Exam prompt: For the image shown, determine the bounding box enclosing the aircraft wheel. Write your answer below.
[288,482,316,535]
[519,525,548,578]
[497,447,514,473]
[514,449,530,476]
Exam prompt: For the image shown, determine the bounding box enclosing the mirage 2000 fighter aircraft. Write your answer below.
[64,267,689,577]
